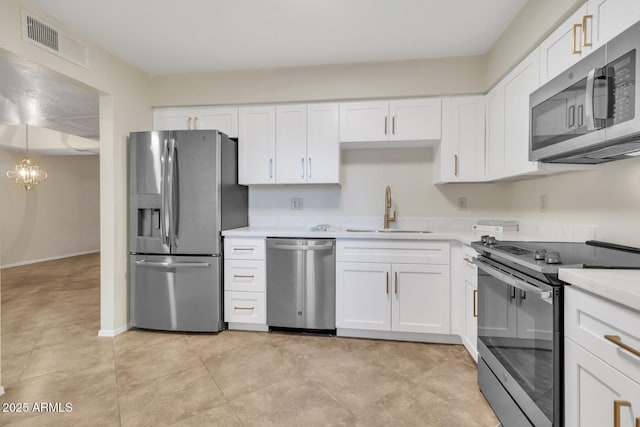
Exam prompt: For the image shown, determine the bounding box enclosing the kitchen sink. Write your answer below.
[345,228,432,234]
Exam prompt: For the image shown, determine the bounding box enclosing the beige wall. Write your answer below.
[505,158,640,246]
[0,150,100,266]
[250,148,508,220]
[0,0,152,340]
[150,56,487,106]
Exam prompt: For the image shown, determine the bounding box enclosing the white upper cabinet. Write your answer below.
[485,83,506,181]
[434,96,485,183]
[275,103,340,184]
[306,103,340,184]
[503,48,540,177]
[275,104,307,184]
[339,98,441,145]
[389,98,441,141]
[539,0,640,85]
[238,106,276,185]
[539,4,590,85]
[153,106,238,137]
[589,0,640,49]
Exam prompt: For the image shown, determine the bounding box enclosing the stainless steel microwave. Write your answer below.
[530,20,640,164]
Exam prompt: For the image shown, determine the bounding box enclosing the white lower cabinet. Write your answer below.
[565,338,640,427]
[564,286,640,427]
[461,246,478,361]
[335,240,450,336]
[223,238,267,330]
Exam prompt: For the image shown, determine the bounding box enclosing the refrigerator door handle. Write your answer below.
[160,138,170,248]
[134,260,211,268]
[168,138,177,248]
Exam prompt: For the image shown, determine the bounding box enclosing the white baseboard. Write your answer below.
[336,329,463,344]
[98,325,128,337]
[0,386,5,396]
[1,250,99,269]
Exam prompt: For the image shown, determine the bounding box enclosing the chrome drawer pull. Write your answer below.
[605,335,640,358]
[233,248,255,251]
[233,274,255,279]
[234,306,255,311]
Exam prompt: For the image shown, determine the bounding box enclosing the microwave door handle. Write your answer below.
[474,258,553,304]
[585,68,598,131]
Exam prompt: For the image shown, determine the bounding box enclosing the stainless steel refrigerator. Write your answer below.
[128,130,247,332]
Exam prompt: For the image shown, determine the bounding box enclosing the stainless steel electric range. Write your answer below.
[471,237,640,427]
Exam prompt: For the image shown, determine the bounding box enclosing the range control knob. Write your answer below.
[481,235,490,244]
[534,249,547,260]
[487,236,497,246]
[545,251,561,264]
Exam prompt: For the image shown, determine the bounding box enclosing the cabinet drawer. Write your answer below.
[565,286,640,383]
[224,260,265,292]
[224,291,266,324]
[224,238,265,260]
[336,239,449,264]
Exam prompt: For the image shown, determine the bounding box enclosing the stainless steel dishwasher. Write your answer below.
[266,238,335,330]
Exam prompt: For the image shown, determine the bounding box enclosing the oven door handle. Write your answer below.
[473,258,553,304]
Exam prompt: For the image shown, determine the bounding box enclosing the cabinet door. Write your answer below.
[462,252,478,361]
[589,0,640,49]
[336,262,391,331]
[391,263,450,334]
[389,98,441,141]
[463,276,478,362]
[192,107,238,138]
[153,108,193,130]
[275,104,307,184]
[503,48,540,176]
[539,5,590,85]
[439,96,485,182]
[238,106,276,185]
[339,101,389,142]
[307,103,340,184]
[565,338,640,427]
[485,84,505,180]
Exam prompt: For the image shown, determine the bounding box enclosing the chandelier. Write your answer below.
[6,124,48,190]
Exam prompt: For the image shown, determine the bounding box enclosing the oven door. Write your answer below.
[475,256,562,427]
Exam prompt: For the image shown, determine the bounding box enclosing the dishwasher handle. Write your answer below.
[268,243,334,251]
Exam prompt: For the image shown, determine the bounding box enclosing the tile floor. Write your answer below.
[1,253,498,426]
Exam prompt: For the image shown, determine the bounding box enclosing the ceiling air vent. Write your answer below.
[21,9,89,68]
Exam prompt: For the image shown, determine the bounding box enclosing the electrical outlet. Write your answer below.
[457,197,467,211]
[290,197,303,210]
[540,195,548,212]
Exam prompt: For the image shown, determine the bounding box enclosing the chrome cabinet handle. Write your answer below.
[386,272,389,294]
[269,158,273,179]
[582,15,593,47]
[572,23,582,54]
[614,400,631,427]
[301,158,305,179]
[234,306,255,311]
[605,335,640,358]
[308,158,312,178]
[454,154,459,176]
[384,114,388,135]
[233,247,255,252]
[394,271,398,294]
[392,114,396,135]
[187,117,192,129]
[233,274,255,279]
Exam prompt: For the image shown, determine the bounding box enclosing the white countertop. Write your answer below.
[559,269,640,312]
[222,226,585,246]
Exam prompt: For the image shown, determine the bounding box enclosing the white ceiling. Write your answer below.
[26,0,528,75]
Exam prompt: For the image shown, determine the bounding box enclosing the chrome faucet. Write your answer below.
[384,186,397,229]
